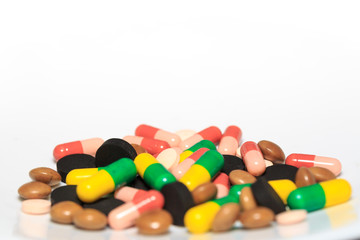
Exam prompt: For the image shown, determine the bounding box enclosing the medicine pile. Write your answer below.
[17,124,351,235]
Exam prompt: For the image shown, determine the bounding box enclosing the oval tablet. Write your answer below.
[156,148,180,170]
[229,170,256,185]
[276,210,307,225]
[136,209,173,235]
[18,182,52,199]
[211,203,240,232]
[50,201,83,224]
[73,209,107,230]
[22,199,51,215]
[29,167,61,186]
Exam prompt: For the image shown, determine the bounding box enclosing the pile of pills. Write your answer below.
[17,124,352,235]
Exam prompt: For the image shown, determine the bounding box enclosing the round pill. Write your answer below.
[211,203,240,232]
[18,182,52,199]
[50,201,83,224]
[131,144,147,155]
[261,164,298,182]
[229,170,256,185]
[22,199,51,215]
[308,166,336,182]
[276,210,307,225]
[156,148,180,170]
[221,155,246,175]
[240,187,257,211]
[135,209,173,235]
[295,167,316,188]
[239,207,274,229]
[258,140,285,164]
[191,182,217,205]
[29,167,61,186]
[50,185,82,206]
[95,138,137,167]
[73,209,107,230]
[175,129,197,141]
[83,197,124,216]
[56,154,96,182]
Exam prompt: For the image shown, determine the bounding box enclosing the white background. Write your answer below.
[1,1,360,239]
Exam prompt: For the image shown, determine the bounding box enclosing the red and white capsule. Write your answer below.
[285,153,342,176]
[213,173,230,199]
[218,126,242,155]
[179,126,222,151]
[240,141,266,176]
[123,136,170,155]
[114,186,148,203]
[135,124,181,147]
[53,138,104,161]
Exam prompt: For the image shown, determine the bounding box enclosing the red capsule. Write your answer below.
[123,136,170,155]
[135,124,181,147]
[179,126,222,151]
[218,126,242,155]
[240,141,266,176]
[213,173,230,199]
[53,138,104,161]
[114,186,148,202]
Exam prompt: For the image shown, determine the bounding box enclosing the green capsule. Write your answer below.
[103,158,137,187]
[187,140,217,152]
[195,150,224,178]
[143,163,177,190]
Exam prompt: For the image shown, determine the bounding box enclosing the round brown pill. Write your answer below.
[308,166,336,182]
[258,140,285,164]
[131,144,147,155]
[240,187,257,211]
[211,203,240,232]
[229,170,256,185]
[135,209,173,235]
[295,167,316,188]
[51,201,83,224]
[239,207,275,229]
[29,167,61,186]
[18,181,52,199]
[73,209,107,230]
[191,182,217,205]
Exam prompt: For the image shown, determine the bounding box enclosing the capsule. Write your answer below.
[179,150,224,191]
[134,153,176,190]
[179,139,216,163]
[171,148,209,180]
[286,153,342,176]
[268,179,297,204]
[287,179,351,212]
[53,138,104,161]
[108,190,164,230]
[114,186,148,202]
[179,126,222,151]
[123,136,170,155]
[213,173,230,199]
[135,124,181,147]
[76,158,137,203]
[240,141,266,176]
[218,126,242,155]
[66,168,103,185]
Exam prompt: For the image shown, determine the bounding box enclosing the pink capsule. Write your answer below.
[285,153,342,176]
[213,173,230,198]
[108,190,164,230]
[240,141,266,176]
[218,126,242,155]
[114,186,148,202]
[53,138,104,161]
[155,147,181,170]
[179,126,222,151]
[123,136,170,155]
[135,124,181,147]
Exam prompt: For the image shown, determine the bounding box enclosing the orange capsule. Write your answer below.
[53,138,104,161]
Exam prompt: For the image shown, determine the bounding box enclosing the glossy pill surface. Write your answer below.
[50,201,83,224]
[211,203,240,232]
[308,166,336,182]
[18,182,52,199]
[240,141,266,176]
[240,187,257,211]
[239,207,274,229]
[191,182,217,205]
[258,140,285,164]
[21,199,51,215]
[213,173,230,199]
[73,209,107,230]
[179,126,222,151]
[229,169,256,185]
[136,124,181,147]
[29,167,61,186]
[218,126,242,155]
[295,167,316,188]
[135,209,173,235]
[276,210,307,225]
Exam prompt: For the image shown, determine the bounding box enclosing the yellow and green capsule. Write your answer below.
[268,179,297,204]
[179,140,216,163]
[66,166,108,185]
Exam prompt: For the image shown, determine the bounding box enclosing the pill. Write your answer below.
[191,182,217,205]
[135,209,173,235]
[180,150,224,191]
[123,136,170,155]
[18,182,52,199]
[179,139,216,163]
[114,186,148,202]
[50,201,83,224]
[135,124,181,147]
[66,167,101,185]
[175,129,197,141]
[134,153,177,190]
[308,166,336,182]
[240,141,266,176]
[56,154,96,182]
[131,144,147,155]
[287,179,351,212]
[171,148,209,179]
[128,175,151,191]
[51,185,82,206]
[268,179,297,204]
[29,167,61,186]
[179,126,222,151]
[108,190,164,230]
[95,138,137,167]
[258,140,285,164]
[77,158,137,203]
[213,173,230,199]
[211,203,240,232]
[240,187,257,211]
[221,155,246,175]
[155,148,180,170]
[239,207,274,229]
[276,210,307,225]
[285,153,341,176]
[295,167,316,188]
[261,164,298,182]
[251,178,286,214]
[22,199,51,215]
[229,169,256,185]
[160,182,194,226]
[218,126,242,155]
[265,160,274,167]
[73,209,107,230]
[53,137,104,161]
[83,197,124,215]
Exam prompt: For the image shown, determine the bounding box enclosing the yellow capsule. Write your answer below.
[179,164,211,191]
[66,168,99,185]
[320,179,352,207]
[76,170,115,203]
[134,153,158,177]
[268,179,297,204]
[179,150,193,163]
[184,201,221,234]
